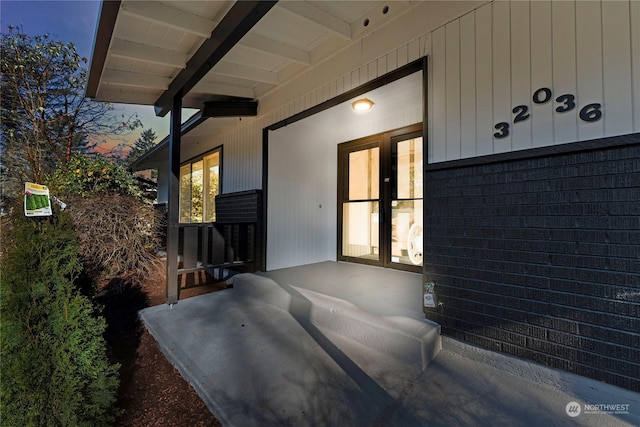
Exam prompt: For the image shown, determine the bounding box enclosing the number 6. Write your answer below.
[579,103,602,122]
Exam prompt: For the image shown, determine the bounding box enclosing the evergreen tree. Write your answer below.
[0,211,120,426]
[125,128,158,167]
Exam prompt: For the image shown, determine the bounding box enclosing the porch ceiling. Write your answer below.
[87,0,418,116]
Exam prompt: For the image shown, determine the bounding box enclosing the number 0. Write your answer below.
[533,87,552,104]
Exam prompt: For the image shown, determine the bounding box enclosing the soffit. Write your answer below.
[88,0,419,111]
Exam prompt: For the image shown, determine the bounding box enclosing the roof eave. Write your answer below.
[129,111,208,171]
[86,0,121,99]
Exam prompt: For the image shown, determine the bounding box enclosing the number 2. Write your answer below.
[513,105,529,123]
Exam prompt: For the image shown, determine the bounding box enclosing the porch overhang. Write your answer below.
[87,0,420,116]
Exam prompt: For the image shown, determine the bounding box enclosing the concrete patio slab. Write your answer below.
[139,263,640,427]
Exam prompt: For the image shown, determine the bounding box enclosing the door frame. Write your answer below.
[262,57,428,272]
[337,123,423,273]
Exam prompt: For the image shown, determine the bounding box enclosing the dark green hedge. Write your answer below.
[0,211,120,426]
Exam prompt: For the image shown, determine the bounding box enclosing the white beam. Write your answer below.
[278,1,352,40]
[110,39,187,69]
[211,61,279,84]
[120,1,215,38]
[191,81,255,99]
[239,33,310,65]
[102,68,172,90]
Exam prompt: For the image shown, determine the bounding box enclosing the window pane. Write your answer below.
[391,199,423,266]
[348,147,379,200]
[204,152,220,222]
[396,137,423,199]
[342,201,379,260]
[179,164,191,222]
[191,160,203,222]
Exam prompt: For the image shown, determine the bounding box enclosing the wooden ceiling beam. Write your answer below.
[278,1,351,40]
[211,61,279,84]
[120,1,215,38]
[102,69,172,90]
[239,33,310,65]
[110,39,187,69]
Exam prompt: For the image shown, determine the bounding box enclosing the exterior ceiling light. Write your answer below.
[352,98,374,111]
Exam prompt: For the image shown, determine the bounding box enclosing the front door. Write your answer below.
[338,124,423,272]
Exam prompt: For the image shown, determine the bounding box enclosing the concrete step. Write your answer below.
[232,273,441,370]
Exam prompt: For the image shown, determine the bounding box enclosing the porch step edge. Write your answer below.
[292,286,441,370]
[231,273,441,370]
[232,273,292,311]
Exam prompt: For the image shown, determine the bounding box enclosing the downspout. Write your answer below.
[166,96,182,304]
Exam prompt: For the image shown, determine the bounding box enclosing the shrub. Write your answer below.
[64,193,161,279]
[0,210,120,426]
[48,152,140,197]
[47,153,161,281]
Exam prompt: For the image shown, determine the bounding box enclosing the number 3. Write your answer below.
[494,122,510,138]
[555,94,576,113]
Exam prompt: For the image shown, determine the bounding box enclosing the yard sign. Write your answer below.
[24,182,52,217]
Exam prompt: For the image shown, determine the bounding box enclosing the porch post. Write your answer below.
[166,95,182,304]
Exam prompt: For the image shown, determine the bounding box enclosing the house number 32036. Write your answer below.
[493,87,602,139]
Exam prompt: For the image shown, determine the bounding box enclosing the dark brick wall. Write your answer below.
[423,135,640,392]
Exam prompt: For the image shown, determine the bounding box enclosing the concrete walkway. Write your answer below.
[140,264,640,426]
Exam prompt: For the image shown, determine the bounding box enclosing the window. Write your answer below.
[179,149,221,223]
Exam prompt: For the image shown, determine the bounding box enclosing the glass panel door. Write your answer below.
[340,142,381,262]
[390,135,423,266]
[338,125,422,272]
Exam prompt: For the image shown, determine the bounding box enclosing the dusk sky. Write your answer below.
[1,0,173,152]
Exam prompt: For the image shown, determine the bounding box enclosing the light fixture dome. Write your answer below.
[352,98,374,111]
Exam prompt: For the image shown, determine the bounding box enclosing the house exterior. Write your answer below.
[87,1,639,392]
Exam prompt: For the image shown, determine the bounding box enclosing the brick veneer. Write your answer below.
[423,134,640,392]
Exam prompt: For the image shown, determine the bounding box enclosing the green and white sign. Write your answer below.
[24,182,52,217]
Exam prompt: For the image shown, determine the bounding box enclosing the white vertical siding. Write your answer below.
[602,0,634,136]
[576,0,604,140]
[445,20,462,160]
[426,0,638,163]
[551,1,578,145]
[460,12,476,159]
[431,27,447,163]
[214,0,637,192]
[475,5,493,156]
[510,1,531,150]
[492,1,512,153]
[530,1,554,147]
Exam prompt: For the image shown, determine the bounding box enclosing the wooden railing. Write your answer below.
[158,190,262,292]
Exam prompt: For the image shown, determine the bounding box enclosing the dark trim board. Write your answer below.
[266,58,426,132]
[425,133,640,171]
